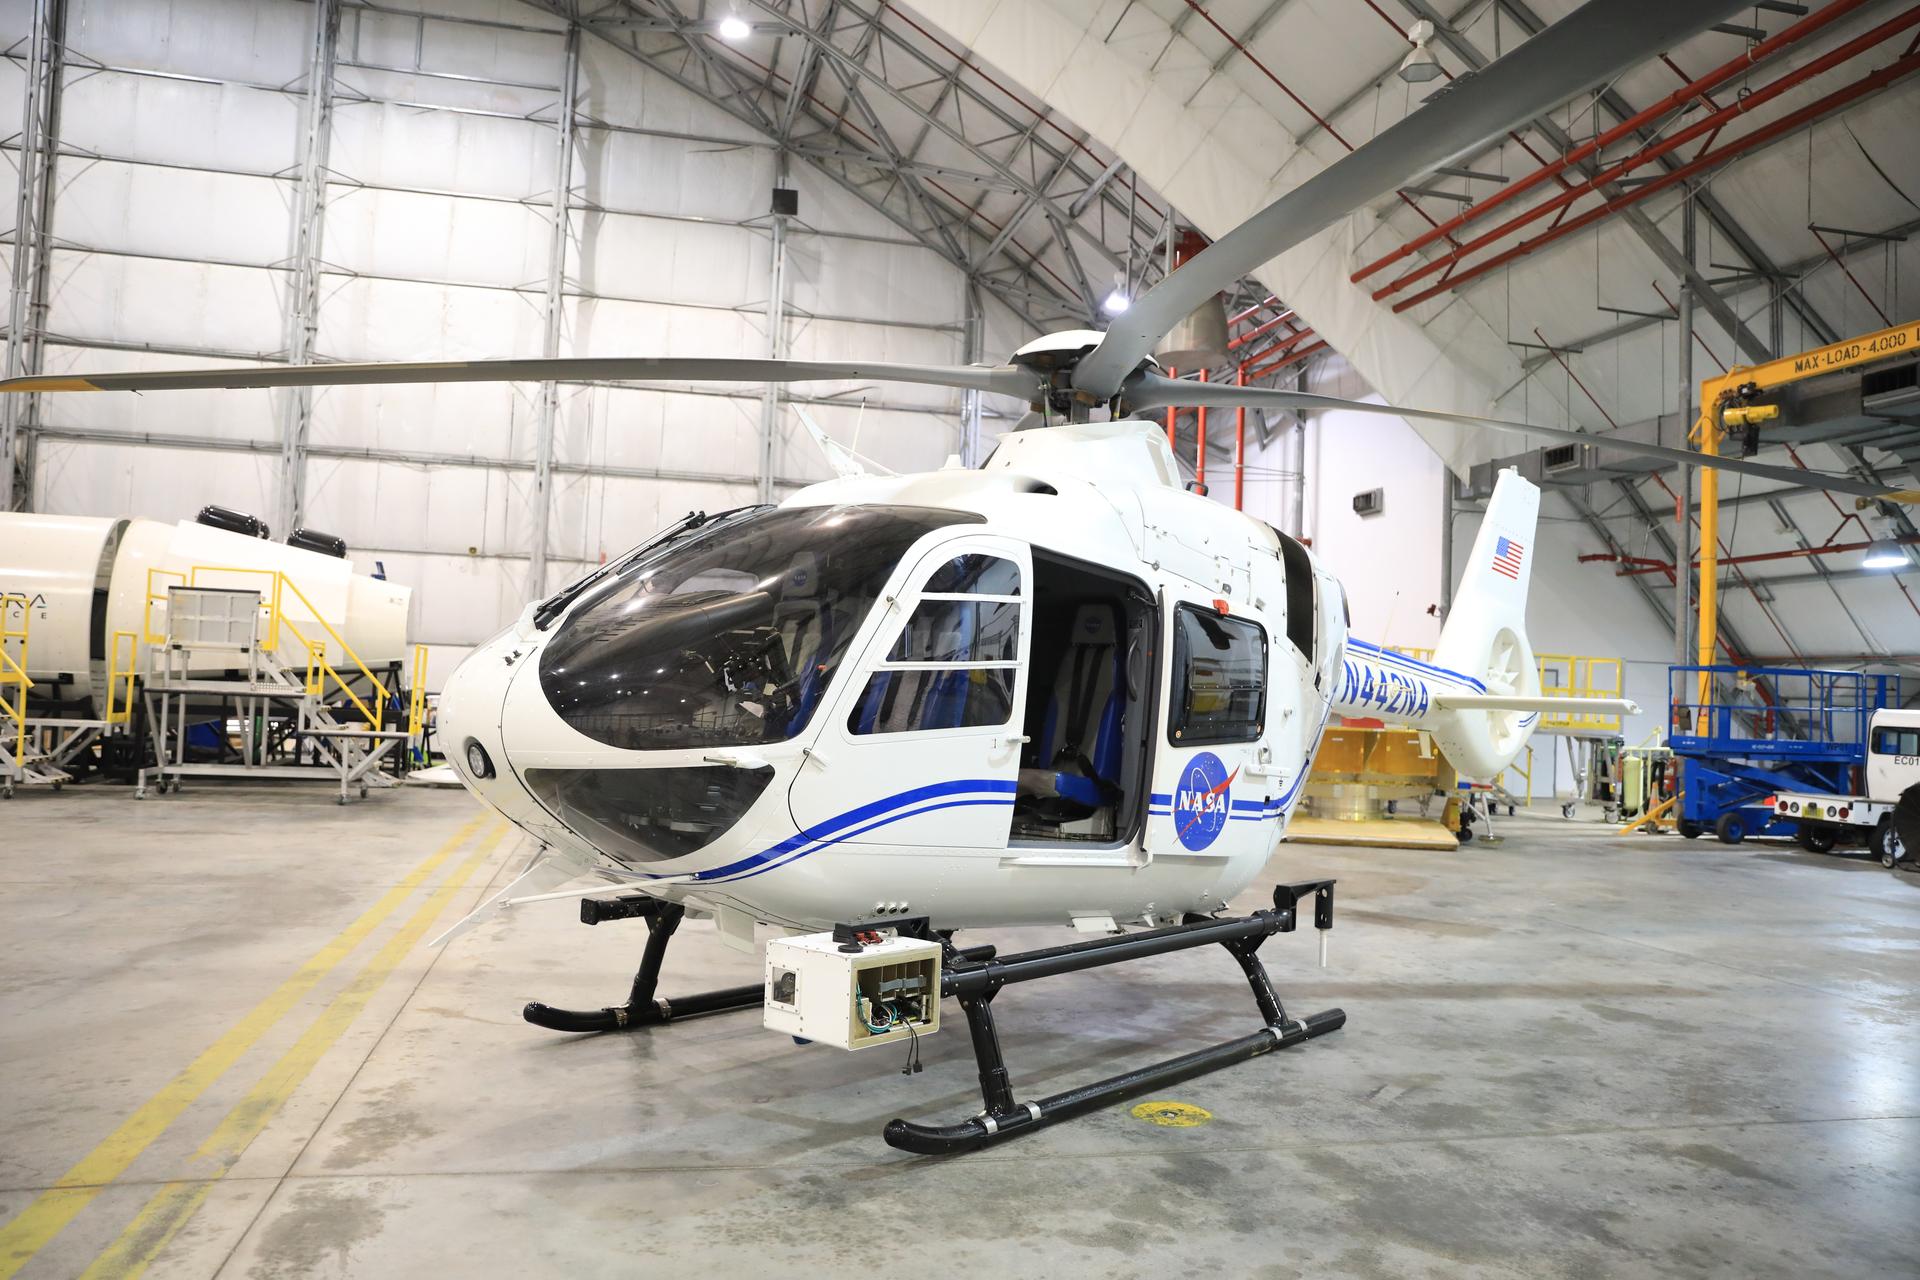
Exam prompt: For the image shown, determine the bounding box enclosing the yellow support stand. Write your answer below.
[1692,319,1920,688]
[0,592,30,767]
[1619,793,1678,835]
[105,630,139,725]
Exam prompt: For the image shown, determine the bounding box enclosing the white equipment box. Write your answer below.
[763,932,941,1050]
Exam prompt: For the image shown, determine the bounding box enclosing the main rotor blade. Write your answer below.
[0,356,1039,400]
[1123,374,1905,503]
[1072,0,1749,399]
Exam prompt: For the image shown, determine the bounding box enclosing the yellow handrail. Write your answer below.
[1,592,29,764]
[1387,647,1626,734]
[143,567,187,645]
[408,643,428,759]
[150,565,392,730]
[271,571,391,709]
[106,629,138,725]
[1535,653,1625,733]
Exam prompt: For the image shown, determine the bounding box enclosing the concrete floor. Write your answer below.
[2,785,1917,1278]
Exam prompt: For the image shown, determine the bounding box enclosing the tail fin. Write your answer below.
[1332,468,1552,779]
[1434,468,1537,673]
[1426,468,1544,778]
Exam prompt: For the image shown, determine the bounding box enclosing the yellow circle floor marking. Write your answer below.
[1130,1100,1213,1127]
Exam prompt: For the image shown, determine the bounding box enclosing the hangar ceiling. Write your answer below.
[3,0,1916,670]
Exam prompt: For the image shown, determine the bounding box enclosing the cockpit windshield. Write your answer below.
[539,504,980,750]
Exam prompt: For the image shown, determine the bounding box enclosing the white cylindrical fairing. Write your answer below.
[0,511,416,717]
[345,574,412,668]
[0,512,126,713]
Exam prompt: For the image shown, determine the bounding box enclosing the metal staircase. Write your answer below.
[136,577,412,803]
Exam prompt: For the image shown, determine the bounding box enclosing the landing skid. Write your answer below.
[522,896,763,1032]
[524,882,1344,1154]
[885,881,1342,1154]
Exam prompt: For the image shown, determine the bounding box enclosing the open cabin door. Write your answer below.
[788,535,1032,849]
[1144,596,1278,862]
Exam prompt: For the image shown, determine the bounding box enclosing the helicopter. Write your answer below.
[6,0,1907,1152]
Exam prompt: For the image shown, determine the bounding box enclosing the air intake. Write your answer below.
[1541,444,1584,473]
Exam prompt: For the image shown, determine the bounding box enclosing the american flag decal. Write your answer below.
[1492,535,1525,580]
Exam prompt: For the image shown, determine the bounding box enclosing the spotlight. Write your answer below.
[1398,19,1443,83]
[1861,541,1908,570]
[1102,288,1130,315]
[718,12,751,40]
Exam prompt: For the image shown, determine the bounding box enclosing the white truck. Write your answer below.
[1770,708,1919,866]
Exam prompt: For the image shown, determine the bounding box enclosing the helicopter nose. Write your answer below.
[439,632,533,822]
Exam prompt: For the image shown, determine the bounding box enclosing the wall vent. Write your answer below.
[1352,488,1384,518]
[1541,443,1584,472]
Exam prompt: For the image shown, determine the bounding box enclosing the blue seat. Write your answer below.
[1018,605,1124,817]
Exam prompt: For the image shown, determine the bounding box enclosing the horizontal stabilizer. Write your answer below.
[1433,693,1639,716]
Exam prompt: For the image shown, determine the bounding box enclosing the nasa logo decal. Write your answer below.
[1174,751,1237,852]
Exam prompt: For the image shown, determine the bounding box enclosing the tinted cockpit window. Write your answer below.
[523,766,772,866]
[1170,605,1267,744]
[539,505,978,750]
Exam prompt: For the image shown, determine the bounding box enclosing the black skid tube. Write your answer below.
[883,1009,1346,1156]
[883,880,1342,1155]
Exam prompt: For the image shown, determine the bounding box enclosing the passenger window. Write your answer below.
[923,554,1020,595]
[1876,727,1920,756]
[887,599,1019,663]
[849,668,1015,734]
[849,551,1022,735]
[1170,605,1266,744]
[1276,533,1316,663]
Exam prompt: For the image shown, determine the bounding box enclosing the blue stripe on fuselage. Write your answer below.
[1345,638,1487,692]
[643,778,1018,885]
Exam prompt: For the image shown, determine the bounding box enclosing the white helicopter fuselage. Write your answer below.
[440,419,1540,933]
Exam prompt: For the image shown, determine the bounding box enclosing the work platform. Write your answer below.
[134,583,414,803]
[1666,664,1908,842]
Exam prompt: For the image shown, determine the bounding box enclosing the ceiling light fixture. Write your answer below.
[1102,288,1130,315]
[718,12,751,40]
[1861,541,1909,570]
[1398,19,1443,83]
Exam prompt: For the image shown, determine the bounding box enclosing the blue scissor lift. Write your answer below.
[1666,665,1908,844]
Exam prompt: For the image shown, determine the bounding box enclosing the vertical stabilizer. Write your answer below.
[1331,468,1544,779]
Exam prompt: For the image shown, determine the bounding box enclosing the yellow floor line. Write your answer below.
[77,823,510,1280]
[0,811,491,1279]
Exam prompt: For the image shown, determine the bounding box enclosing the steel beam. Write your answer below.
[759,150,791,505]
[529,18,580,598]
[1,0,65,512]
[1394,0,1775,365]
[274,0,338,537]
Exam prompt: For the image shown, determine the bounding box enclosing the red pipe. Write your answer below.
[1380,15,1920,304]
[1236,325,1318,371]
[1228,296,1281,327]
[1351,0,1872,286]
[1196,368,1208,488]
[1228,309,1296,350]
[1389,51,1920,313]
[1583,533,1920,577]
[1233,367,1245,511]
[1246,339,1327,381]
